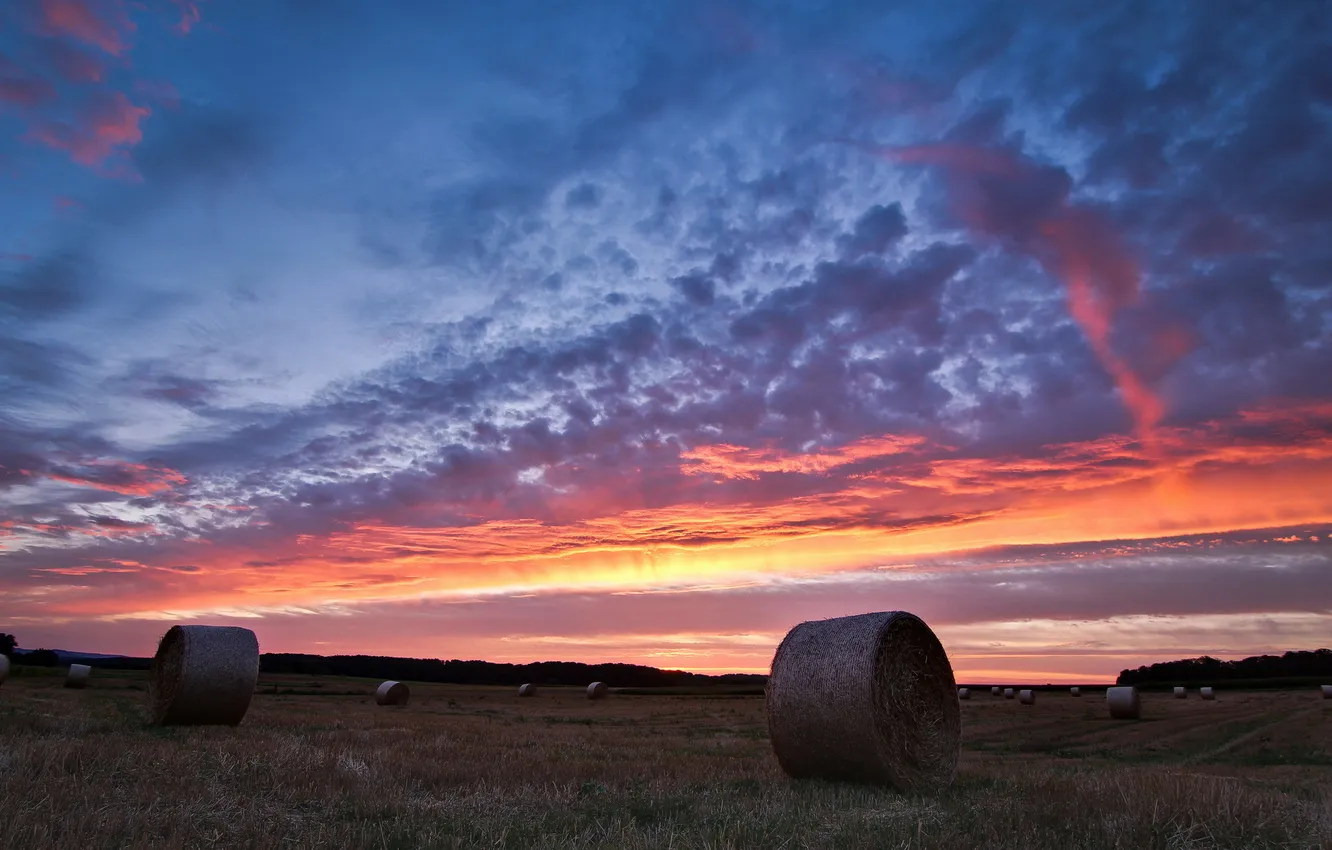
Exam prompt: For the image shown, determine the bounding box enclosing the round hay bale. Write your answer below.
[990,686,1001,696]
[518,683,537,697]
[0,654,9,686]
[1200,687,1215,700]
[1107,685,1141,719]
[586,681,608,700]
[375,681,409,706]
[1321,685,1332,699]
[65,663,91,688]
[765,610,961,791]
[1003,687,1015,699]
[149,625,260,726]
[1070,686,1081,697]
[1173,686,1187,699]
[957,687,970,700]
[1018,689,1035,705]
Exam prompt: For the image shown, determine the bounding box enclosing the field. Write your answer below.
[2,670,1330,849]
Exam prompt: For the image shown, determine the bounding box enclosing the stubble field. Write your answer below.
[1,670,1329,849]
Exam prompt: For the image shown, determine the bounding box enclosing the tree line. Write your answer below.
[1117,649,1332,685]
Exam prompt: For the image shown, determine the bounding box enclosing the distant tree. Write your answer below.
[0,633,14,658]
[21,648,60,667]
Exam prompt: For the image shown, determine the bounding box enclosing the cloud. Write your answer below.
[37,0,134,56]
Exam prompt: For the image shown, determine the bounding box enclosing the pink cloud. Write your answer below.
[166,0,202,35]
[43,39,108,83]
[0,55,57,106]
[39,0,135,56]
[28,89,150,168]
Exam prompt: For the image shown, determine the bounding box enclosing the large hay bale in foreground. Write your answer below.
[1070,686,1081,697]
[150,625,259,726]
[1174,686,1187,699]
[375,681,409,706]
[1019,689,1035,705]
[765,611,961,791]
[66,663,91,688]
[518,683,537,697]
[1107,686,1141,719]
[1200,687,1215,700]
[1003,687,1015,699]
[957,687,970,700]
[0,654,8,686]
[990,686,1001,696]
[586,681,608,700]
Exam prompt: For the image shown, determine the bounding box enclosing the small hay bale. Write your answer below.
[1174,686,1187,699]
[990,686,1001,696]
[375,681,410,706]
[1070,686,1081,697]
[1003,687,1015,699]
[1107,685,1141,719]
[586,681,608,699]
[1200,687,1215,700]
[957,687,970,700]
[1018,689,1035,705]
[765,610,961,791]
[1321,685,1332,699]
[149,625,260,725]
[518,683,537,697]
[0,654,9,686]
[65,663,91,688]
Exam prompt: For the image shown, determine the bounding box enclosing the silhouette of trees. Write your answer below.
[1118,649,1332,684]
[0,633,14,658]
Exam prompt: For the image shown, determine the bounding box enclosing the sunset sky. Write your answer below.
[2,0,1330,682]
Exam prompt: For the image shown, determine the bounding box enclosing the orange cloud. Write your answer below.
[680,434,925,479]
[46,458,187,495]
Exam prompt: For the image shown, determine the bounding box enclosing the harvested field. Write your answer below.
[1,670,1329,849]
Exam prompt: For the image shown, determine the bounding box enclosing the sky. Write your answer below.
[1,0,1330,682]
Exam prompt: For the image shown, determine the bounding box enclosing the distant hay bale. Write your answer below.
[1003,687,1015,699]
[0,654,8,686]
[1174,686,1187,699]
[375,681,410,706]
[1019,689,1035,705]
[1200,687,1215,700]
[149,625,260,726]
[1321,685,1332,699]
[765,610,961,791]
[65,663,91,688]
[1107,685,1141,719]
[1070,687,1081,697]
[991,686,1001,696]
[957,687,970,700]
[586,681,608,700]
[518,683,537,697]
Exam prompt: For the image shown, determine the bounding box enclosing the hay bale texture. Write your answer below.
[957,687,970,700]
[1107,685,1141,719]
[1200,687,1215,700]
[765,611,961,791]
[150,625,260,725]
[375,681,409,706]
[991,686,1001,696]
[586,681,608,699]
[1070,686,1081,697]
[1003,687,1015,699]
[1019,689,1035,705]
[1174,686,1187,699]
[518,683,537,697]
[65,663,90,688]
[0,654,8,686]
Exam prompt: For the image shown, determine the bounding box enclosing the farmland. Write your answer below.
[1,670,1329,849]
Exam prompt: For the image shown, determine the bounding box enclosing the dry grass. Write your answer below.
[0,671,1329,849]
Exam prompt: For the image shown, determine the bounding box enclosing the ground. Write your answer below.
[2,669,1329,849]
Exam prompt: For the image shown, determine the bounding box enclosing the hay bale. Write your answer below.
[1003,687,1014,699]
[1019,689,1035,705]
[1321,685,1332,699]
[1107,685,1141,719]
[1200,687,1215,700]
[990,686,1001,696]
[957,687,970,700]
[65,663,91,688]
[0,654,8,686]
[518,683,537,697]
[375,681,410,706]
[1174,686,1187,699]
[149,625,260,725]
[765,610,961,791]
[1070,686,1081,697]
[586,681,608,699]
